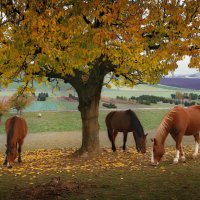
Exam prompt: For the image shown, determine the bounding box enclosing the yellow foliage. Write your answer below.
[0,97,11,116]
[0,0,199,89]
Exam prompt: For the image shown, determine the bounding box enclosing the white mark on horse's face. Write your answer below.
[151,148,159,165]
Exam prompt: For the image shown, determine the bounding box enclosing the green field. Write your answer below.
[102,84,200,98]
[1,83,200,199]
[0,109,199,199]
[2,82,200,99]
[0,109,168,134]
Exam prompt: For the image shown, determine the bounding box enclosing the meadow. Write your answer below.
[0,108,200,199]
[0,83,200,199]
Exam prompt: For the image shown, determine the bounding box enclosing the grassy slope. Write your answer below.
[101,84,200,98]
[1,84,200,199]
[0,109,168,134]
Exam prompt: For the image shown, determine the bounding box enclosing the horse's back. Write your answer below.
[185,106,200,133]
[109,110,132,132]
[6,116,28,139]
[173,106,200,134]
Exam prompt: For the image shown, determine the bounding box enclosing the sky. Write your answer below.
[168,56,199,76]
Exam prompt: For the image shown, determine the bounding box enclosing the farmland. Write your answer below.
[0,82,200,199]
[160,77,200,90]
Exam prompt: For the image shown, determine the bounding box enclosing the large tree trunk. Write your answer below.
[71,65,108,156]
[60,58,113,156]
[78,94,100,155]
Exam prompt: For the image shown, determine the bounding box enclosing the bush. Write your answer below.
[174,101,181,105]
[184,101,196,107]
[136,95,167,104]
[116,96,127,100]
[37,93,48,101]
[102,103,117,109]
[129,96,136,100]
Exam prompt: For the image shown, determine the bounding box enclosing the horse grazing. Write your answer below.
[151,105,200,165]
[105,109,147,153]
[3,116,28,168]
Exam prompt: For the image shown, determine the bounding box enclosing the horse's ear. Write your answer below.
[151,138,157,145]
[153,138,158,145]
[145,133,148,137]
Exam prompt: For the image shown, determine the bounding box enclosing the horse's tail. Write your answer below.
[6,116,17,146]
[105,111,116,142]
[126,109,144,137]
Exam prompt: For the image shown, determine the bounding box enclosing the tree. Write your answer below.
[0,97,10,123]
[0,0,199,155]
[175,91,183,104]
[9,94,33,115]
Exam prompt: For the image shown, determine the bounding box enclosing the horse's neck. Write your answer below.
[155,120,172,144]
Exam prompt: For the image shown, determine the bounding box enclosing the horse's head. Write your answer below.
[6,144,17,164]
[151,138,165,165]
[136,133,148,153]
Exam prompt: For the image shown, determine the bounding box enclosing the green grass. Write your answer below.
[0,109,168,134]
[101,84,200,98]
[25,98,79,112]
[1,149,200,200]
[0,108,200,199]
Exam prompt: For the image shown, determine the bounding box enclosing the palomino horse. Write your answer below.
[3,116,28,168]
[151,105,200,165]
[105,109,147,153]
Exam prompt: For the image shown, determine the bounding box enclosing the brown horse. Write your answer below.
[105,109,147,153]
[3,116,28,168]
[151,105,200,165]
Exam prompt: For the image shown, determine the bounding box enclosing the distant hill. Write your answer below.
[172,72,200,78]
[159,77,200,90]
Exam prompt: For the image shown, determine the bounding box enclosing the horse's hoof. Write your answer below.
[18,159,22,163]
[192,153,198,159]
[151,162,159,166]
[180,156,186,162]
[3,162,7,166]
[7,165,12,169]
[173,158,179,164]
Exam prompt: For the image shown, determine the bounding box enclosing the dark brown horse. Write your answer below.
[3,116,28,168]
[105,109,147,153]
[151,105,200,165]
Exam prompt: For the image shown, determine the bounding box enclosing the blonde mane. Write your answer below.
[155,107,178,142]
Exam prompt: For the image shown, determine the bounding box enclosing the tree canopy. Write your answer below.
[0,0,199,89]
[0,0,199,154]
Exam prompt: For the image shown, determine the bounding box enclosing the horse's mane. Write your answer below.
[156,107,178,139]
[7,116,17,148]
[126,109,144,137]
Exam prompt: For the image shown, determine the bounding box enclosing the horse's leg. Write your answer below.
[18,140,23,162]
[3,154,7,166]
[180,143,186,162]
[173,134,183,164]
[170,133,183,164]
[192,133,199,158]
[111,131,118,152]
[123,132,128,151]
